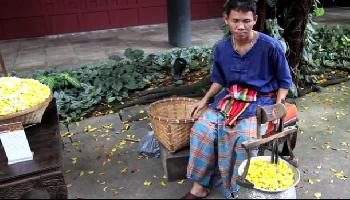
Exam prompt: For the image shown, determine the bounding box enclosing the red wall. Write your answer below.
[0,0,224,40]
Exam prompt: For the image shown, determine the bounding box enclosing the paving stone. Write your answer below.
[74,46,107,62]
[0,40,20,55]
[14,48,46,69]
[68,113,123,134]
[1,55,16,72]
[46,37,70,48]
[19,38,49,50]
[62,114,194,199]
[59,122,69,134]
[46,46,79,67]
[119,105,149,122]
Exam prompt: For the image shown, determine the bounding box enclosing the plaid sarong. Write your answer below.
[187,109,267,198]
[217,85,257,127]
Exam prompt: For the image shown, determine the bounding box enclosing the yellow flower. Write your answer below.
[0,77,51,116]
[246,159,295,191]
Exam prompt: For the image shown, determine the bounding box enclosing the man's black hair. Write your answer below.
[225,0,257,16]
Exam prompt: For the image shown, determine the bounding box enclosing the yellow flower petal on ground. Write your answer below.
[314,192,322,199]
[177,180,185,184]
[160,181,167,187]
[144,180,152,186]
[79,171,85,176]
[121,168,128,173]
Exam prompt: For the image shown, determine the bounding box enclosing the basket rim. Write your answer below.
[148,97,200,123]
[0,93,53,121]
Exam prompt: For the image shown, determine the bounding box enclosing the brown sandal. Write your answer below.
[181,190,210,199]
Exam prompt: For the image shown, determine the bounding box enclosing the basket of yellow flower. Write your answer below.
[238,156,300,193]
[0,77,53,126]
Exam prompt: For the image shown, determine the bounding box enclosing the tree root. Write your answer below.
[111,76,211,111]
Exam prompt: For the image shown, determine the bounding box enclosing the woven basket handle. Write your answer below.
[0,53,8,76]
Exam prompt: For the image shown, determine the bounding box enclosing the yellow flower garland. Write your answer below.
[0,77,51,116]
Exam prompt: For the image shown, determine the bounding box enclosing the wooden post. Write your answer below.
[0,53,8,76]
[167,0,192,47]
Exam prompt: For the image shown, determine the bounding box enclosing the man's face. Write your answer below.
[224,9,257,41]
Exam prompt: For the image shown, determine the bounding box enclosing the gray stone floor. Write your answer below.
[0,19,223,73]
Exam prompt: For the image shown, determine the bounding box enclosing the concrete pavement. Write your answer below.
[0,19,223,73]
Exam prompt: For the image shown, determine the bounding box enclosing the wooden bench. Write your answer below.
[0,99,68,199]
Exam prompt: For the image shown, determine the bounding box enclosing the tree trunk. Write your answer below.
[256,0,312,87]
[255,0,268,32]
[110,76,211,111]
[282,0,313,84]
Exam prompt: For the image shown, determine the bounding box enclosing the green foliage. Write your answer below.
[266,0,278,7]
[27,46,213,123]
[312,26,350,68]
[124,48,145,61]
[313,0,325,17]
[315,7,325,17]
[265,18,289,53]
[153,46,213,72]
[300,19,350,85]
[36,72,81,90]
[308,25,349,68]
[223,24,230,37]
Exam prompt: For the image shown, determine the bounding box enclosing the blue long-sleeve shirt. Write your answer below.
[210,32,293,120]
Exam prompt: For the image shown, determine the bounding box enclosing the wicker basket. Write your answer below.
[148,97,206,153]
[0,64,52,126]
[0,94,53,126]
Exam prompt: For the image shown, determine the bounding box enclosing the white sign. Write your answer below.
[0,123,33,165]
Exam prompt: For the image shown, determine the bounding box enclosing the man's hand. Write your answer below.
[191,98,208,118]
[190,83,223,118]
[276,88,289,104]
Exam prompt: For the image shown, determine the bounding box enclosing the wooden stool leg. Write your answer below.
[0,53,8,76]
[42,171,68,199]
[237,144,254,189]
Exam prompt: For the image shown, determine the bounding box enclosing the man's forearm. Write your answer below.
[202,83,223,102]
[276,88,289,103]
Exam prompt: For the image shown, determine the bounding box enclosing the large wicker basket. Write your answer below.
[1,63,52,126]
[0,94,53,126]
[148,97,206,153]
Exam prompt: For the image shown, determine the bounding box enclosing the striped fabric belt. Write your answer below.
[216,85,276,127]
